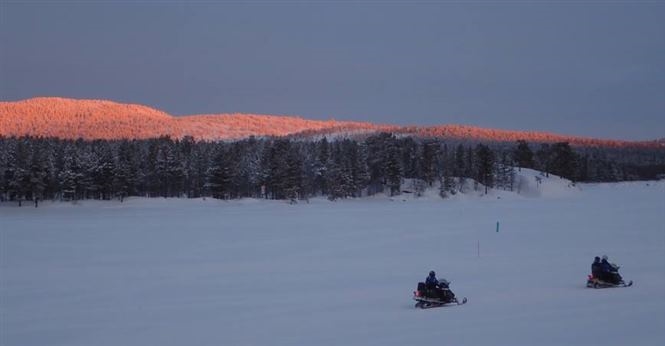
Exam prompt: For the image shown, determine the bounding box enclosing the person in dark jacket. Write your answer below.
[425,271,453,301]
[425,271,439,289]
[591,256,602,278]
[600,255,622,284]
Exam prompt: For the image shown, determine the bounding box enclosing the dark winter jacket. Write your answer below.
[425,274,439,288]
[426,274,451,289]
[591,260,602,277]
[600,259,616,273]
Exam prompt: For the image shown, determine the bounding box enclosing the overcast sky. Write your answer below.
[1,1,663,140]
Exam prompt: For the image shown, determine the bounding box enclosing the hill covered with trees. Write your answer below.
[1,97,661,149]
[3,97,663,206]
[0,97,391,141]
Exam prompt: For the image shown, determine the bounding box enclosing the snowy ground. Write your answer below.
[1,170,664,346]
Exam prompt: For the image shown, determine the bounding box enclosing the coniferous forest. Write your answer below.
[1,134,664,206]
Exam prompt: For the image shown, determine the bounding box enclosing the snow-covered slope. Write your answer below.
[511,168,580,198]
[392,168,578,201]
[1,178,663,346]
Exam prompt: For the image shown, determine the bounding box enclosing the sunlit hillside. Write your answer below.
[0,97,661,148]
[0,97,388,141]
[0,97,175,139]
[397,126,661,148]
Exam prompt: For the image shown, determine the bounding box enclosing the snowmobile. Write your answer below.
[413,281,467,309]
[586,261,632,288]
[586,274,632,288]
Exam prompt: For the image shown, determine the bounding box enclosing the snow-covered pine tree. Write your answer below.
[475,144,495,195]
[349,140,369,197]
[314,138,330,196]
[440,144,457,197]
[422,140,440,187]
[513,140,534,171]
[536,143,552,178]
[58,144,81,201]
[114,141,140,201]
[495,151,515,191]
[549,142,578,182]
[365,133,389,196]
[28,142,49,206]
[94,144,116,200]
[206,146,233,199]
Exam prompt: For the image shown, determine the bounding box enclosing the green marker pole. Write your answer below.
[496,221,500,233]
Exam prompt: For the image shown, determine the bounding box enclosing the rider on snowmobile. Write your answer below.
[600,255,622,284]
[591,256,602,278]
[425,271,453,301]
[426,271,438,287]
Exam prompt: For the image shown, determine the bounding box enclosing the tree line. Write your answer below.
[1,135,663,206]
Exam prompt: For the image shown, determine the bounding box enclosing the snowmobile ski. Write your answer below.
[586,277,633,289]
[413,296,467,309]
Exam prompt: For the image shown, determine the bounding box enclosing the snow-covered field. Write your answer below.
[1,170,664,346]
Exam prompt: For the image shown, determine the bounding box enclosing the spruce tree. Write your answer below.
[475,144,495,194]
[513,140,534,170]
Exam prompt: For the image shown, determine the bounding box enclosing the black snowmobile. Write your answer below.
[413,281,467,309]
[586,262,632,288]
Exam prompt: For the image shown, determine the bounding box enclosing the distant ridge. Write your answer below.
[0,97,389,141]
[0,97,660,148]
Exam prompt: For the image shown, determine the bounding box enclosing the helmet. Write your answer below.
[429,270,435,277]
[594,256,600,262]
[602,255,608,261]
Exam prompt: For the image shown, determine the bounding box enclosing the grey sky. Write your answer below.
[1,1,664,140]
